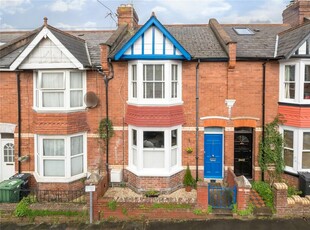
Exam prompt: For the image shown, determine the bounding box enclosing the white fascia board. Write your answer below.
[10,27,84,70]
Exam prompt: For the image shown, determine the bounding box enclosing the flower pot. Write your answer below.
[185,186,192,192]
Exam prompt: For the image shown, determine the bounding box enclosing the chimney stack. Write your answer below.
[117,4,139,30]
[282,0,310,27]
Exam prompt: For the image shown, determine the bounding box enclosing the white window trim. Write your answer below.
[127,125,183,177]
[34,132,87,183]
[280,126,310,174]
[279,59,310,104]
[128,60,183,106]
[33,70,87,112]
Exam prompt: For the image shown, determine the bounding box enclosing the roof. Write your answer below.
[277,21,310,59]
[0,28,114,69]
[222,24,290,59]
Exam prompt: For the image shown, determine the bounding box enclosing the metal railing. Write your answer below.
[20,189,86,204]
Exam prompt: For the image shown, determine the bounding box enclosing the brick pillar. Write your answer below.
[197,181,208,209]
[273,183,288,216]
[237,187,251,211]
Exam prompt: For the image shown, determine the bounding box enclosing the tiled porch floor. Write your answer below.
[250,190,265,208]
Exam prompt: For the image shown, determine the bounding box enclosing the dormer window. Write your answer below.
[233,28,254,35]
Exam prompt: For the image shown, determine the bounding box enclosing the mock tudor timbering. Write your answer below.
[0,3,309,192]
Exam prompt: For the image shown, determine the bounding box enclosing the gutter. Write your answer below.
[16,71,21,174]
[195,59,200,181]
[261,62,266,181]
[97,59,114,179]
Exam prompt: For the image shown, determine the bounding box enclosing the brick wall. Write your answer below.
[273,183,310,217]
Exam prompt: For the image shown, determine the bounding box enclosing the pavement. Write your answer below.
[1,218,310,230]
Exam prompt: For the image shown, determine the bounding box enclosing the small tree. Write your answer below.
[183,164,196,191]
[259,116,284,184]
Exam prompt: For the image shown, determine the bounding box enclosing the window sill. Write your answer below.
[33,172,86,183]
[126,166,183,177]
[33,107,87,114]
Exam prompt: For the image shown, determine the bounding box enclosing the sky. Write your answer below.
[0,0,292,31]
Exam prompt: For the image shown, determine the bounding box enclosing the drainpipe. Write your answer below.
[97,60,114,179]
[195,59,200,181]
[16,72,21,174]
[261,62,266,181]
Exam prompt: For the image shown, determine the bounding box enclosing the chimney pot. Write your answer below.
[43,17,48,26]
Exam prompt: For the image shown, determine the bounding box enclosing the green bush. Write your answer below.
[14,197,31,217]
[252,181,274,210]
[107,200,117,211]
[287,185,302,197]
[183,164,196,188]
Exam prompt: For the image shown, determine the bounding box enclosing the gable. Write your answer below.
[114,16,191,60]
[294,37,310,56]
[19,38,75,69]
[10,27,86,70]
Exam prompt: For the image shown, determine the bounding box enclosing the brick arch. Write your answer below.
[232,117,259,128]
[201,117,229,127]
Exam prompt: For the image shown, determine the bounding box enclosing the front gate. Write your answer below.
[208,183,236,209]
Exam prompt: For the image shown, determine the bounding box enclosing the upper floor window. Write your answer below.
[34,70,86,111]
[128,60,182,105]
[280,60,310,104]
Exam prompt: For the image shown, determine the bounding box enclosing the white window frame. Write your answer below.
[280,126,310,174]
[33,70,86,112]
[128,60,182,106]
[34,132,87,183]
[279,59,310,104]
[128,125,183,176]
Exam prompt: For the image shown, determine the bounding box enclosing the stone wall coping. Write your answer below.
[197,181,209,187]
[273,183,288,190]
[292,195,303,203]
[235,175,251,189]
[287,197,295,205]
[114,196,197,204]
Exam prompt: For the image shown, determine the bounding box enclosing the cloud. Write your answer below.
[50,0,87,12]
[220,0,287,24]
[56,21,98,30]
[0,0,31,14]
[0,23,15,31]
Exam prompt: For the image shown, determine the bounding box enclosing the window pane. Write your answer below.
[305,65,310,81]
[284,130,293,148]
[71,135,83,156]
[303,132,310,150]
[70,72,83,89]
[133,148,137,167]
[302,152,310,169]
[171,129,177,146]
[71,155,83,176]
[284,149,293,167]
[285,65,295,81]
[144,82,153,98]
[43,92,64,107]
[132,65,137,81]
[41,72,64,89]
[44,160,65,176]
[143,131,164,148]
[43,139,64,156]
[144,150,164,168]
[132,83,137,98]
[172,65,177,81]
[70,90,83,107]
[285,83,295,99]
[155,65,163,81]
[145,65,153,81]
[132,129,137,146]
[171,148,177,167]
[155,82,163,98]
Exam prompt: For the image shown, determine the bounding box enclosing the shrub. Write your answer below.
[183,164,196,188]
[252,181,274,210]
[107,200,117,211]
[287,185,302,197]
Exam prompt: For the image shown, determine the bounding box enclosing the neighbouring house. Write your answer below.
[0,0,309,194]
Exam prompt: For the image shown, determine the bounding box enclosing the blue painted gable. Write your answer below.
[114,16,191,60]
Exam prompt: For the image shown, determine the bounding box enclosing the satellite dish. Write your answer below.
[84,91,98,108]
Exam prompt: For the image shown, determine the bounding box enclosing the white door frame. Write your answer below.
[0,139,15,181]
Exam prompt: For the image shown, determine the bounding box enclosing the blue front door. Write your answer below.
[204,134,223,179]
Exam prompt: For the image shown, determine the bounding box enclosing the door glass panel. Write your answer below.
[3,143,14,162]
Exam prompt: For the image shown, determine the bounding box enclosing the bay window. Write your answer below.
[34,70,86,111]
[128,60,182,105]
[280,60,310,104]
[281,126,310,173]
[128,126,182,176]
[35,133,86,182]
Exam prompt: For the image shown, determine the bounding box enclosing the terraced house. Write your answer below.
[0,0,309,195]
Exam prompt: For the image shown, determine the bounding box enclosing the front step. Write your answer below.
[253,207,273,217]
[212,209,233,217]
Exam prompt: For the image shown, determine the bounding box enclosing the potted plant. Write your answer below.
[183,164,196,192]
[185,147,193,153]
[145,190,160,198]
